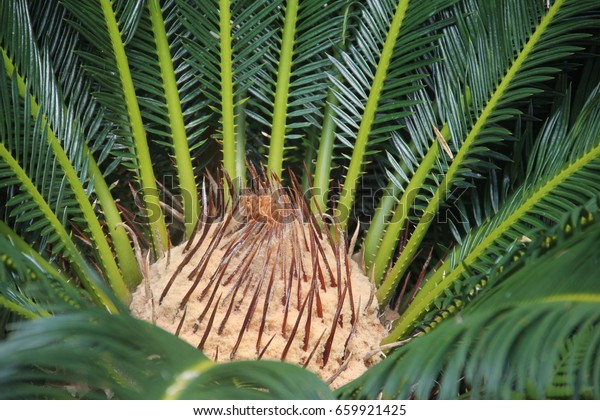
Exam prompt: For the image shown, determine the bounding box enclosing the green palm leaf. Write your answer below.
[0,61,119,311]
[375,0,599,306]
[146,0,199,235]
[245,0,348,178]
[106,0,208,234]
[333,0,453,228]
[386,82,600,342]
[339,202,600,399]
[23,2,142,286]
[176,0,282,183]
[0,0,139,297]
[0,309,332,399]
[362,91,449,278]
[60,0,169,254]
[0,225,93,320]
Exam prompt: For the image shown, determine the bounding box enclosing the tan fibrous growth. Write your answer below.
[130,168,386,387]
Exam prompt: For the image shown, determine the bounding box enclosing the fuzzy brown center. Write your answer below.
[129,175,386,387]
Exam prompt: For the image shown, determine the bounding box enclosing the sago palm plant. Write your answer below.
[1,0,600,399]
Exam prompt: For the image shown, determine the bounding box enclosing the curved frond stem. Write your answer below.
[369,137,443,285]
[219,0,237,184]
[148,0,198,238]
[100,0,168,254]
[336,0,410,229]
[312,88,338,215]
[376,0,567,307]
[362,179,401,271]
[384,136,600,343]
[310,2,355,214]
[87,155,141,288]
[0,296,41,320]
[235,97,247,187]
[2,48,130,303]
[541,294,600,304]
[0,143,119,313]
[0,219,64,285]
[267,0,299,179]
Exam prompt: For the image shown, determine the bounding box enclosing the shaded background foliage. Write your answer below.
[0,0,599,399]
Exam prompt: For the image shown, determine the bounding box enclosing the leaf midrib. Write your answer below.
[2,46,130,303]
[384,137,600,343]
[100,0,168,254]
[376,0,565,308]
[0,142,118,313]
[337,0,411,230]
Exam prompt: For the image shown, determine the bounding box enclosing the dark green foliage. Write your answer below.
[0,309,332,399]
[338,200,600,399]
[0,0,599,399]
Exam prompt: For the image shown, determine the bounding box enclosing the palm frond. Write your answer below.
[376,0,600,306]
[0,60,120,311]
[386,82,600,342]
[363,92,448,278]
[239,0,348,177]
[60,0,169,253]
[22,2,142,285]
[339,202,600,399]
[0,309,332,399]
[143,0,199,235]
[175,0,283,182]
[333,0,453,227]
[0,225,92,320]
[0,0,137,297]
[57,0,144,166]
